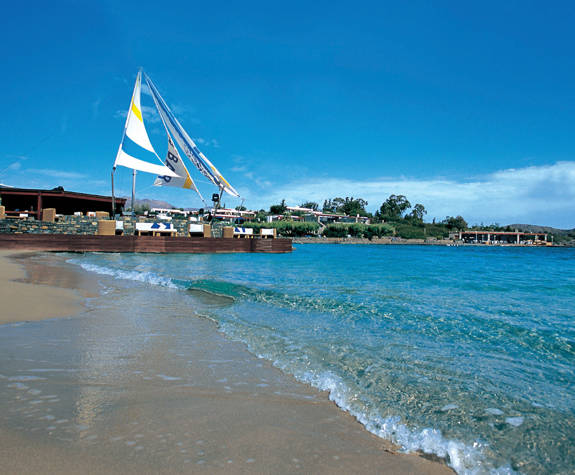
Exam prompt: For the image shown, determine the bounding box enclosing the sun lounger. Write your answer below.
[189,223,211,237]
[135,222,177,236]
[260,228,276,239]
[233,227,253,238]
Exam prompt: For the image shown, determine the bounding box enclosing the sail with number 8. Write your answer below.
[112,69,241,213]
[145,73,240,198]
[153,135,202,198]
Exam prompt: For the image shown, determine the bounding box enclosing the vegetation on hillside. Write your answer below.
[147,193,570,243]
[260,194,471,239]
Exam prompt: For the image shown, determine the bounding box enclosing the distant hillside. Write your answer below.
[507,224,573,235]
[505,224,575,245]
[124,198,176,210]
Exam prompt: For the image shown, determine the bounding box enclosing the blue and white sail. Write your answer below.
[113,71,180,178]
[145,74,240,197]
[154,134,203,201]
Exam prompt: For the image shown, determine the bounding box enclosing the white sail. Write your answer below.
[113,71,179,178]
[115,149,179,177]
[154,135,200,192]
[145,74,240,198]
[125,71,156,153]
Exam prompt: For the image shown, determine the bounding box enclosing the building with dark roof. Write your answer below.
[0,186,125,219]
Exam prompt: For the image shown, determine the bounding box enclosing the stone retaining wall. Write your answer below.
[0,216,192,236]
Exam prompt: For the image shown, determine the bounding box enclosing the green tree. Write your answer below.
[408,203,427,223]
[323,199,336,213]
[269,199,287,215]
[443,215,468,231]
[377,194,411,221]
[323,197,368,216]
[235,205,247,211]
[255,209,268,222]
[339,197,368,216]
[300,201,319,211]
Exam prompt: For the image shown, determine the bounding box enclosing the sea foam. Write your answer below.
[218,323,517,475]
[69,261,179,289]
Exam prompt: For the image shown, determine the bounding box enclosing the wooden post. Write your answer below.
[37,192,43,220]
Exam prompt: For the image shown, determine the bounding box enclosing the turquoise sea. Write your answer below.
[66,244,574,474]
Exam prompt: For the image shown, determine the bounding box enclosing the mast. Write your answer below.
[113,69,180,217]
[218,185,224,210]
[131,169,137,217]
[111,169,116,217]
[112,71,134,219]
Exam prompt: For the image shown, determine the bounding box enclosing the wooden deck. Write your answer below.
[0,234,293,253]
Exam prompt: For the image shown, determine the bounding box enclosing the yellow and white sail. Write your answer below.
[113,71,180,178]
[125,71,155,153]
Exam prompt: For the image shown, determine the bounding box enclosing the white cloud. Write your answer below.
[28,169,87,179]
[242,161,575,228]
[1,156,28,174]
[194,137,219,148]
[114,109,127,120]
[141,82,152,96]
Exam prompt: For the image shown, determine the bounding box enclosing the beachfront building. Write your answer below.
[0,186,125,219]
[149,208,192,217]
[456,230,549,245]
[281,206,370,225]
[212,208,256,221]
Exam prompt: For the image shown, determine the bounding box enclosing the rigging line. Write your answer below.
[144,73,240,200]
[144,74,219,185]
[144,72,206,205]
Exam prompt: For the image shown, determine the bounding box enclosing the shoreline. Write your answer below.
[293,236,565,246]
[0,252,453,474]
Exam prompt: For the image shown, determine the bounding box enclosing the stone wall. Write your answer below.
[0,216,99,235]
[0,216,193,236]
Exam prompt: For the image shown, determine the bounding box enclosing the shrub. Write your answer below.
[423,224,450,239]
[394,223,425,239]
[322,223,352,238]
[322,223,394,239]
[365,223,395,239]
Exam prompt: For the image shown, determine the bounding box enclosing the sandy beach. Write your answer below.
[0,251,84,325]
[0,251,452,474]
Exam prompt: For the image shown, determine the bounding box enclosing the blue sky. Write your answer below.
[1,1,574,227]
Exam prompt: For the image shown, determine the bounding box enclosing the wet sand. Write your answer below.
[0,251,84,325]
[0,251,453,474]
